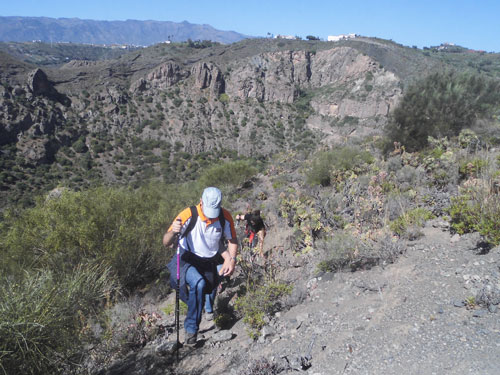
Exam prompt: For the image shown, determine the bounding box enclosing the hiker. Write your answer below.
[236,209,266,257]
[163,187,238,346]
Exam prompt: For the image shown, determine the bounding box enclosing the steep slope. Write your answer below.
[91,165,500,375]
[174,225,500,375]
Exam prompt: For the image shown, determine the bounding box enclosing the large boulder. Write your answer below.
[26,68,70,105]
[27,69,55,96]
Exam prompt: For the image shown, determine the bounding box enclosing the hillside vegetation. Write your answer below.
[0,160,259,374]
[2,127,500,374]
[1,37,499,209]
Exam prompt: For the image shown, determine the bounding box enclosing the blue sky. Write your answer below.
[2,0,500,52]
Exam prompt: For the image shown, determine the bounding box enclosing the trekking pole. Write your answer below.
[175,236,180,351]
[174,220,181,355]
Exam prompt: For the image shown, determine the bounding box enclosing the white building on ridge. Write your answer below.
[328,33,356,42]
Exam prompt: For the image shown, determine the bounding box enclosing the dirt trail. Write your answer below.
[176,223,500,375]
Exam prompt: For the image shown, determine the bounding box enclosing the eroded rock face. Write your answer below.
[25,68,70,106]
[0,113,33,146]
[27,69,54,96]
[20,138,50,164]
[309,47,371,85]
[130,62,190,93]
[224,46,401,121]
[146,62,189,89]
[130,78,147,93]
[104,87,129,105]
[191,62,225,95]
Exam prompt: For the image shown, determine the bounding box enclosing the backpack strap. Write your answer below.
[180,206,198,239]
[218,208,225,234]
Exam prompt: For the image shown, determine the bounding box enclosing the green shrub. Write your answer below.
[316,231,370,272]
[389,208,435,236]
[0,185,176,290]
[449,187,500,245]
[234,282,292,339]
[293,88,313,115]
[458,158,488,180]
[279,193,323,253]
[458,129,480,149]
[72,137,88,153]
[306,147,374,187]
[219,93,229,103]
[317,232,403,273]
[0,265,117,375]
[385,71,500,152]
[198,160,257,189]
[162,300,187,316]
[0,181,201,372]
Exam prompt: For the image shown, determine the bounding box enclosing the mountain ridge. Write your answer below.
[0,16,251,45]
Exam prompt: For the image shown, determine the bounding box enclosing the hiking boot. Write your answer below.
[185,331,197,346]
[205,312,214,321]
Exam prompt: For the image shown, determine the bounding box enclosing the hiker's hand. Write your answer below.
[171,218,182,234]
[219,258,236,277]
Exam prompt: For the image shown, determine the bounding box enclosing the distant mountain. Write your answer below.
[0,16,251,45]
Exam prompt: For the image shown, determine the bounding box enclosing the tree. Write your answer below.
[306,35,320,41]
[385,71,500,151]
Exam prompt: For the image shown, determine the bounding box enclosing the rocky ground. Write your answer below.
[98,219,499,375]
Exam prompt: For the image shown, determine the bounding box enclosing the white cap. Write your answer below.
[201,187,222,218]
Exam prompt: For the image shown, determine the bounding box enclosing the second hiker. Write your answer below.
[236,209,266,257]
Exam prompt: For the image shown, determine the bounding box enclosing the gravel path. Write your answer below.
[174,223,500,375]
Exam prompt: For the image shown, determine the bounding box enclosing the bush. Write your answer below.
[0,185,177,290]
[317,232,403,273]
[385,71,500,152]
[72,137,88,153]
[243,357,286,375]
[0,265,117,375]
[0,181,201,372]
[306,147,374,187]
[458,158,488,180]
[449,185,500,245]
[458,129,481,150]
[317,231,371,272]
[389,208,435,237]
[198,160,258,189]
[234,282,292,339]
[219,93,229,104]
[279,192,323,253]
